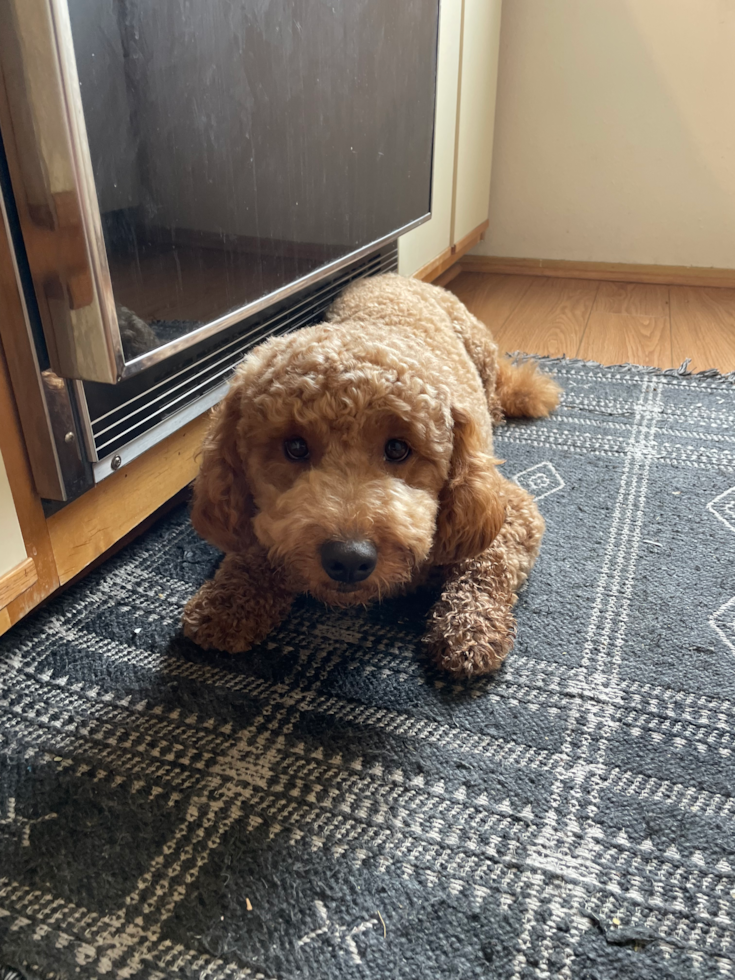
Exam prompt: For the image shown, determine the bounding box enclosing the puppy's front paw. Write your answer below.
[182,551,294,654]
[425,603,516,678]
[182,583,268,653]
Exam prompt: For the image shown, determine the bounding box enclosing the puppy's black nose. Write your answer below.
[320,539,378,583]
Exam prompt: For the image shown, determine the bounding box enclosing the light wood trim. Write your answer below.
[453,219,489,259]
[0,181,62,633]
[414,219,489,283]
[0,556,37,609]
[413,245,455,283]
[458,255,735,289]
[433,264,463,289]
[47,411,209,585]
[0,338,59,633]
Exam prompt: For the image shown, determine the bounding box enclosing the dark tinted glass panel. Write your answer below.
[67,0,438,363]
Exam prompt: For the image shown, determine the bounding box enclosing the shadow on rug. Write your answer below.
[0,359,734,979]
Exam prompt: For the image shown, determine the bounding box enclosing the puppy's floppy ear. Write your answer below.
[432,406,505,565]
[190,386,256,554]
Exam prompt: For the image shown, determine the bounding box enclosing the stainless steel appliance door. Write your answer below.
[0,0,438,385]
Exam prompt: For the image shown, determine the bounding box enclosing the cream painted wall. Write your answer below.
[474,0,735,268]
[0,448,27,578]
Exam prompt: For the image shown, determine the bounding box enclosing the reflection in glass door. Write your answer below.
[68,0,439,366]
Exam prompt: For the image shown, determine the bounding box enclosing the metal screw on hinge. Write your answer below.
[110,454,122,471]
[64,431,75,443]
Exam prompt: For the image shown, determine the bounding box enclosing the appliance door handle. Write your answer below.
[0,0,124,384]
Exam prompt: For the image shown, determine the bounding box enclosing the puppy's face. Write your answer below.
[191,325,505,605]
[245,388,453,606]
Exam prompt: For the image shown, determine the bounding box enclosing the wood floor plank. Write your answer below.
[447,272,536,335]
[670,286,735,372]
[594,281,670,316]
[448,271,735,372]
[578,312,673,369]
[488,277,600,357]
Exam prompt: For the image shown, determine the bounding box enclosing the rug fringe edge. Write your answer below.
[508,353,735,384]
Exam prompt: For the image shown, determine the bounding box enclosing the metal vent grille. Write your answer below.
[84,244,398,479]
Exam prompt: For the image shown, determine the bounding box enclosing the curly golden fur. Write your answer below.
[182,274,561,676]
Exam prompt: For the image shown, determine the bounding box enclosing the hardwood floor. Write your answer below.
[494,277,598,360]
[447,271,735,372]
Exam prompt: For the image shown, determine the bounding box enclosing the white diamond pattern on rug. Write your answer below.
[297,901,378,965]
[707,485,735,534]
[512,460,565,501]
[711,596,735,657]
[707,486,735,657]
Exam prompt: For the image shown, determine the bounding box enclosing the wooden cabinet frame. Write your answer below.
[0,208,208,635]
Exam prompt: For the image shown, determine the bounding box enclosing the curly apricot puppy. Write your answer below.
[182,274,560,676]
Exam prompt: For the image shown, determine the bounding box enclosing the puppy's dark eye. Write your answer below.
[284,437,309,461]
[384,438,411,462]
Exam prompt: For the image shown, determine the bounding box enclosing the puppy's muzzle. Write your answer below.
[320,539,378,584]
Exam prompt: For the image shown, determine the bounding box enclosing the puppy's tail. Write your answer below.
[495,356,561,419]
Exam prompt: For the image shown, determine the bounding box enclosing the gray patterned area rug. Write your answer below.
[1,359,734,980]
